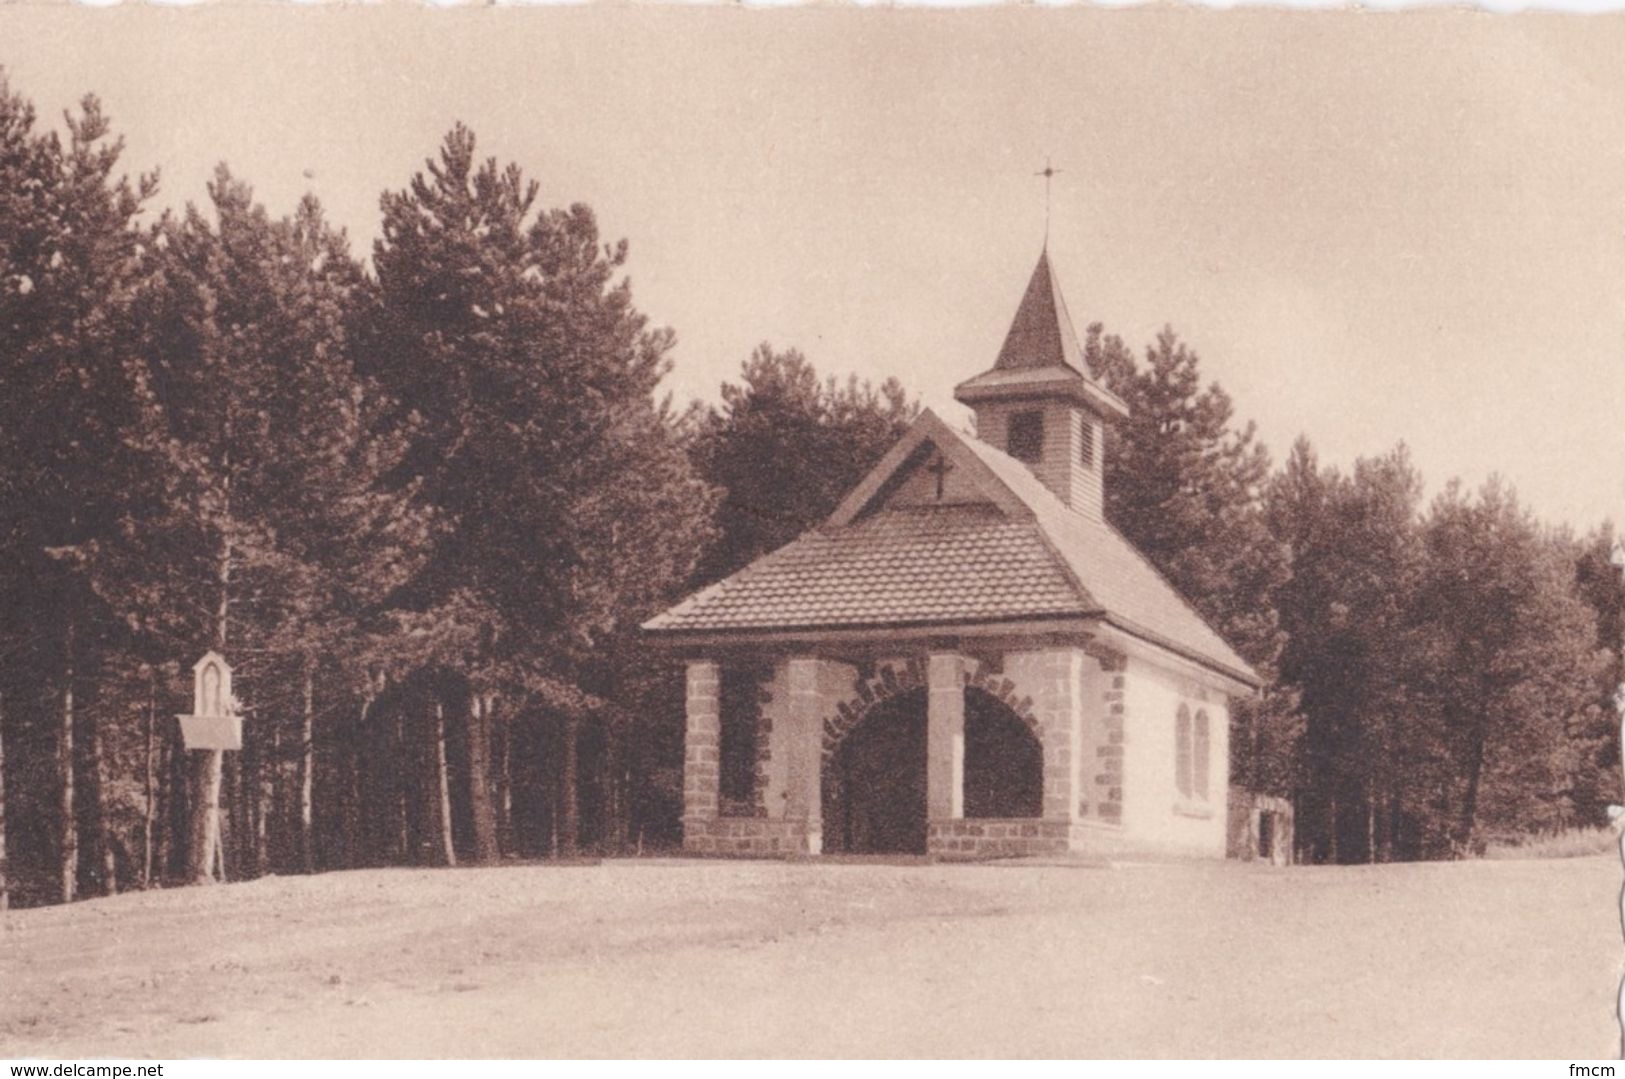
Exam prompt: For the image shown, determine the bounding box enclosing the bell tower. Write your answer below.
[953,250,1128,522]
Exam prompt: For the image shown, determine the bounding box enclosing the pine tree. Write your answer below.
[689,344,916,584]
[1083,324,1294,810]
[100,168,428,881]
[366,125,715,857]
[0,76,156,902]
[1414,480,1607,853]
[1267,440,1429,861]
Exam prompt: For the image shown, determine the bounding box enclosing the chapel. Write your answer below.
[643,250,1259,859]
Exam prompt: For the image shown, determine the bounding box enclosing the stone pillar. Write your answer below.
[1093,648,1127,824]
[785,656,824,854]
[926,652,965,820]
[1020,650,1085,819]
[682,660,720,847]
[1046,650,1085,819]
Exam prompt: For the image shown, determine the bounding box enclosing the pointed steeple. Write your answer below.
[992,249,1087,374]
[954,248,1128,521]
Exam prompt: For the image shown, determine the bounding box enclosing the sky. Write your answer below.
[4,5,1623,532]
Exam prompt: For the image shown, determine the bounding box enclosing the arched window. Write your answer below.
[1193,710,1211,802]
[1175,704,1192,799]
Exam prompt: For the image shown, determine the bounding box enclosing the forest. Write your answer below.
[1,74,1620,908]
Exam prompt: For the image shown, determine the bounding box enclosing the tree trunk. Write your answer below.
[344,684,374,868]
[1366,776,1377,866]
[0,691,10,912]
[466,694,498,864]
[560,714,579,857]
[142,671,156,888]
[157,725,180,881]
[495,700,512,856]
[242,719,260,877]
[395,707,410,862]
[1326,794,1338,865]
[256,724,274,877]
[1457,728,1487,856]
[214,809,228,882]
[300,660,315,873]
[91,704,116,896]
[606,721,627,853]
[189,750,225,885]
[230,748,247,879]
[1386,782,1401,863]
[434,700,456,867]
[61,623,77,904]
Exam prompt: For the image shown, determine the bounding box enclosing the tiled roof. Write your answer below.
[645,410,1257,685]
[644,505,1091,632]
[954,431,1255,682]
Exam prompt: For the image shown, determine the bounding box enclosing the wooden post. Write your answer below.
[189,746,223,884]
[192,520,232,887]
[179,652,241,885]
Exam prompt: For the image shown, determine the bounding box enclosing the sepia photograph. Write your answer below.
[0,2,1623,1063]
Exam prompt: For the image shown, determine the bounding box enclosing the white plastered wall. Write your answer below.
[1120,655,1231,856]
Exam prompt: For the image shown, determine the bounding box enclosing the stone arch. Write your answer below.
[821,657,928,757]
[820,656,1045,758]
[959,663,1042,744]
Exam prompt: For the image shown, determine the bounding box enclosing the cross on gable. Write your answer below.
[925,451,953,500]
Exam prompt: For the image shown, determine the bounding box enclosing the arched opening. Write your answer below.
[822,688,927,855]
[964,687,1043,818]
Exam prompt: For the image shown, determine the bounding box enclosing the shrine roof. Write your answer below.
[644,411,1258,688]
[644,504,1089,634]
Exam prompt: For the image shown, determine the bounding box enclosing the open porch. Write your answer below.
[679,641,1130,859]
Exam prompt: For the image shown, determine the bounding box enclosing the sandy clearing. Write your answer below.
[0,855,1617,1058]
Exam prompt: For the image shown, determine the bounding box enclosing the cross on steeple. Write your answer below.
[1035,157,1062,246]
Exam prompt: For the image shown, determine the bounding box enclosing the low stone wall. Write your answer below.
[927,818,1076,858]
[1227,792,1295,865]
[684,817,815,856]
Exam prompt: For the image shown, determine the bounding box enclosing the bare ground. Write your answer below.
[0,854,1617,1058]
